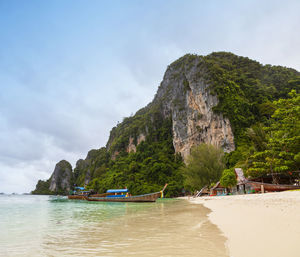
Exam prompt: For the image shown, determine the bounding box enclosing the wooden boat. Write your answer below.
[68,195,87,200]
[246,181,300,192]
[235,168,300,193]
[68,186,95,200]
[86,184,168,203]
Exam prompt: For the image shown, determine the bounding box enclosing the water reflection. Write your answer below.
[43,199,228,257]
[0,196,227,256]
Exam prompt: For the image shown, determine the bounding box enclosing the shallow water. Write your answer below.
[0,195,228,257]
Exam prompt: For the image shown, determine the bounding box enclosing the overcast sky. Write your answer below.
[0,0,299,193]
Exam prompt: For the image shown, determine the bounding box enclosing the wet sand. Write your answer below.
[189,191,300,257]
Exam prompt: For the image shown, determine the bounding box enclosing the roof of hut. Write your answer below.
[211,181,225,190]
[235,168,246,183]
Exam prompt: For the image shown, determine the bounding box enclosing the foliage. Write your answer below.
[220,168,237,188]
[182,144,225,191]
[203,52,299,142]
[31,179,53,195]
[246,123,268,151]
[80,109,184,197]
[246,90,300,180]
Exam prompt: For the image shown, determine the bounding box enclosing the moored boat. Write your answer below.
[235,168,300,193]
[68,195,87,200]
[86,184,168,203]
[246,181,300,192]
[68,186,94,200]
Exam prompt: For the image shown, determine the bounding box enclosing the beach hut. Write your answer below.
[210,182,227,196]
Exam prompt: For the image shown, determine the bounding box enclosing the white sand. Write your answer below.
[189,191,300,257]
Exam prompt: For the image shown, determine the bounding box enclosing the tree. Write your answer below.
[182,144,225,191]
[247,90,300,182]
[246,123,268,152]
[220,168,237,188]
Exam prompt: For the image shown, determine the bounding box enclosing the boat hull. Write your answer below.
[68,195,87,200]
[87,192,161,202]
[247,181,300,192]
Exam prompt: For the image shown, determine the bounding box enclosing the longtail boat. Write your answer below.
[68,195,87,200]
[246,181,300,192]
[86,184,168,203]
[68,186,95,200]
[68,192,115,200]
[234,168,300,193]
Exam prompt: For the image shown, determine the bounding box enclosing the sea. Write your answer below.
[0,195,228,257]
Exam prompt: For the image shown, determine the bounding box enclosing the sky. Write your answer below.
[0,0,299,193]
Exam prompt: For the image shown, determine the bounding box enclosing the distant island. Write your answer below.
[32,52,300,196]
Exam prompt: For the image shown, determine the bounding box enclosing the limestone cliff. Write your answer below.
[152,55,235,160]
[73,148,109,186]
[49,160,73,193]
[107,54,235,161]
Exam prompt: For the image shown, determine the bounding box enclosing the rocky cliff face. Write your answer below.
[74,159,90,185]
[49,160,73,193]
[126,134,146,153]
[107,54,235,161]
[152,55,235,160]
[73,148,109,186]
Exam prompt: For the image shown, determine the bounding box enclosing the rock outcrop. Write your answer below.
[126,134,146,153]
[73,159,90,184]
[49,160,73,193]
[152,55,235,160]
[108,55,235,162]
[72,148,109,185]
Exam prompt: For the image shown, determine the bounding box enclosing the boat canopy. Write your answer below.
[106,194,126,198]
[107,189,129,193]
[75,187,85,190]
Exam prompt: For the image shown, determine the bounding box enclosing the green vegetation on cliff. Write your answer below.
[78,109,184,197]
[204,52,299,141]
[32,179,53,195]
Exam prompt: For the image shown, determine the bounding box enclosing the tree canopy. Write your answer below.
[246,90,300,181]
[182,144,225,191]
[220,168,237,188]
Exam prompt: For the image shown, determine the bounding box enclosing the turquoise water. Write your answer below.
[0,195,228,257]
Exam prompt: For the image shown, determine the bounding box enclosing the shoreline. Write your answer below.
[187,191,300,257]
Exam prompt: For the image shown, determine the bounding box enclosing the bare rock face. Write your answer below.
[153,55,235,161]
[127,137,137,153]
[106,55,235,162]
[126,134,146,153]
[49,160,73,193]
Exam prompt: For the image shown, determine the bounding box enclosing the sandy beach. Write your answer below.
[189,191,300,257]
